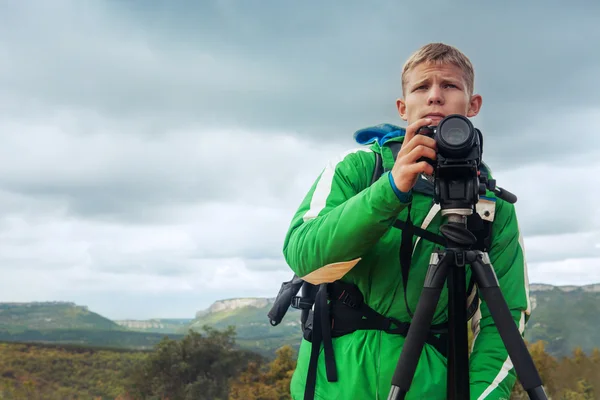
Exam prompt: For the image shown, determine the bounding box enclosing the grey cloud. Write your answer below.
[244,257,288,272]
[2,2,599,153]
[524,231,600,264]
[479,107,600,169]
[0,116,337,223]
[527,257,600,287]
[490,160,600,238]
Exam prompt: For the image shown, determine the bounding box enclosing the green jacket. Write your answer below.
[282,128,532,400]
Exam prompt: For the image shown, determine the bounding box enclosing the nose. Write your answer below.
[427,86,444,105]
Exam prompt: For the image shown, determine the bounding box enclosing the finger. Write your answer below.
[397,136,436,162]
[401,134,437,153]
[405,145,437,164]
[404,118,433,143]
[406,161,435,176]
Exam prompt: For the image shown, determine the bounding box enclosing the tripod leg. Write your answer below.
[447,255,470,399]
[387,251,452,400]
[469,252,548,400]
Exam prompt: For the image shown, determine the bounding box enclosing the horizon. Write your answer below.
[3,280,599,321]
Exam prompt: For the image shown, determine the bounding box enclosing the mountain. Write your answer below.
[0,302,184,350]
[525,283,600,357]
[187,297,302,358]
[180,283,600,359]
[0,302,120,332]
[0,283,597,359]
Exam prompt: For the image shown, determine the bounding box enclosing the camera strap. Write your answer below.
[399,202,416,317]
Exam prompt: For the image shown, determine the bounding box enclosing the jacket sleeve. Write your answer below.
[282,148,409,279]
[469,199,532,399]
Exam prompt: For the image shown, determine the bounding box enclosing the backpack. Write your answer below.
[267,141,493,400]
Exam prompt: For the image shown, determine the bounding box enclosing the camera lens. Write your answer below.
[437,115,475,157]
[444,127,469,146]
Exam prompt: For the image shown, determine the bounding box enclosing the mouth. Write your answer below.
[423,113,445,125]
[424,113,445,120]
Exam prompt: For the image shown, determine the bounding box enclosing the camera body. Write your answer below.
[416,114,485,211]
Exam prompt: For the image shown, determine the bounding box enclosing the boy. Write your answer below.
[283,42,531,399]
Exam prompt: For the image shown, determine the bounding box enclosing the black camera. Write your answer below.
[416,114,484,211]
[417,114,482,169]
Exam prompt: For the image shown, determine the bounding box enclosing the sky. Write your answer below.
[1,1,599,320]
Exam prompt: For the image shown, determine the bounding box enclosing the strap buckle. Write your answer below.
[429,322,449,335]
[384,317,410,335]
[337,290,358,309]
[291,296,313,310]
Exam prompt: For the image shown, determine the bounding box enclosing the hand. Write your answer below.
[390,118,437,193]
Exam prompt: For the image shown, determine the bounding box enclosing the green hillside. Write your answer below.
[183,284,600,359]
[0,284,597,360]
[186,298,302,357]
[0,302,119,332]
[0,329,184,350]
[0,302,184,351]
[524,284,600,357]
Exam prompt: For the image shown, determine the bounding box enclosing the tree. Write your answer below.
[590,348,600,364]
[125,326,263,400]
[229,345,297,400]
[510,340,559,399]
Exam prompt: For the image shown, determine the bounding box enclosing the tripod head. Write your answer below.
[433,161,517,213]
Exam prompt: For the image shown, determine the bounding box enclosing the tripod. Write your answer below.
[387,208,548,400]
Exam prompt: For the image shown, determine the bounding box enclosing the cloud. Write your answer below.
[0,118,346,318]
[480,107,600,168]
[489,157,600,237]
[528,257,600,287]
[524,231,600,264]
[0,1,599,319]
[0,113,347,223]
[0,256,292,319]
[3,1,599,147]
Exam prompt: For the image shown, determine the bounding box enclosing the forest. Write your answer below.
[0,326,598,400]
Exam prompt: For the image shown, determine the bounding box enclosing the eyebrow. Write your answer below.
[441,77,462,85]
[410,76,462,89]
[411,78,429,88]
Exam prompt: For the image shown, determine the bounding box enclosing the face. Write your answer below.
[396,62,482,126]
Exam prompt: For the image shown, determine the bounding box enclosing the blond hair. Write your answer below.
[401,43,475,96]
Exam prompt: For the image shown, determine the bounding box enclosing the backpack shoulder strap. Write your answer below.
[369,140,402,185]
[370,150,384,186]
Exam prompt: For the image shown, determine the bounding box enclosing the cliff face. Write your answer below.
[192,284,600,318]
[196,298,274,318]
[529,283,600,293]
[525,282,600,357]
[116,320,166,329]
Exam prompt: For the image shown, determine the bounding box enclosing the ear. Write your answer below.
[396,98,408,121]
[467,94,483,117]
